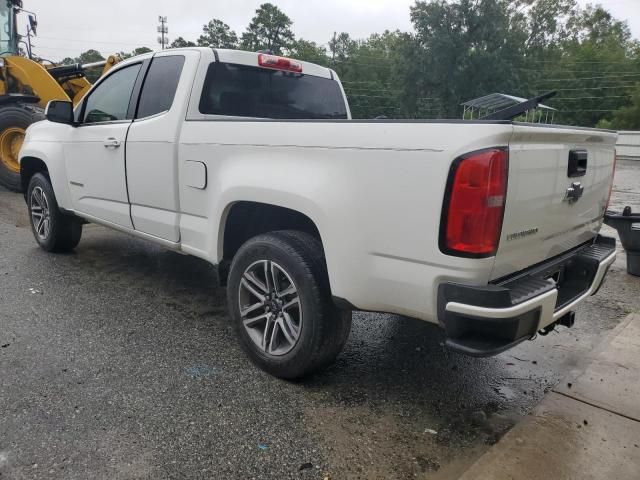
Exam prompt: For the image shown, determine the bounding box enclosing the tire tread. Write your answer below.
[227,230,351,379]
[28,173,82,252]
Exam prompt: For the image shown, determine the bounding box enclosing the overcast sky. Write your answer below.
[21,0,639,61]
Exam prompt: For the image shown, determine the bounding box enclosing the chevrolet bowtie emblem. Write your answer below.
[565,182,584,204]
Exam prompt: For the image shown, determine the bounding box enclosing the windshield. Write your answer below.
[0,3,16,56]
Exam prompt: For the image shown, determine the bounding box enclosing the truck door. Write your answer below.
[64,62,144,228]
[125,51,198,242]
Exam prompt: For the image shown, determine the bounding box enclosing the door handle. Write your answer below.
[104,138,121,148]
[568,149,587,177]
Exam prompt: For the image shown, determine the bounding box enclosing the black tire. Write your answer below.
[0,104,45,192]
[27,173,82,252]
[227,230,352,379]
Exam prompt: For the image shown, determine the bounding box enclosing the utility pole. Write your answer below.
[157,16,169,50]
[331,32,337,63]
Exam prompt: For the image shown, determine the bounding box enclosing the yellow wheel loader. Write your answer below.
[0,0,118,191]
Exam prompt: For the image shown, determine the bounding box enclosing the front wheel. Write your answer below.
[27,173,82,252]
[227,231,351,379]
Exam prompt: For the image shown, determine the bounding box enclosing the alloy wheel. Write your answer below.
[238,260,303,356]
[30,186,51,240]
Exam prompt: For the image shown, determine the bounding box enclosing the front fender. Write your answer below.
[20,139,71,209]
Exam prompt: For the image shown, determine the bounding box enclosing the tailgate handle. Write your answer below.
[568,150,588,178]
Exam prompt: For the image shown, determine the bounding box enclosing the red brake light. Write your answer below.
[258,54,303,73]
[441,148,509,257]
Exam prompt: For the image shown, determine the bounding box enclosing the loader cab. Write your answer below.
[0,0,19,56]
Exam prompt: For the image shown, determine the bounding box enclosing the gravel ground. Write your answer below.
[1,161,639,480]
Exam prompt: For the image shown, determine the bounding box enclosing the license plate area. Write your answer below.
[545,267,565,285]
[544,258,594,310]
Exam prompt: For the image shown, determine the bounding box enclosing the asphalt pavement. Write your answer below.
[1,161,639,479]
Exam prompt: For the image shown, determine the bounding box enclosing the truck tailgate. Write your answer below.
[491,124,617,280]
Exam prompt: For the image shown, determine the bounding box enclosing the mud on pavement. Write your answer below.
[1,162,639,480]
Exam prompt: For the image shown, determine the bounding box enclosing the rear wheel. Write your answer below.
[0,104,45,192]
[227,231,351,379]
[27,173,82,252]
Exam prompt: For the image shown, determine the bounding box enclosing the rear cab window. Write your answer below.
[136,56,185,119]
[199,63,348,120]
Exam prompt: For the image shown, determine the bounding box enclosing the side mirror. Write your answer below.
[28,15,38,36]
[45,100,75,125]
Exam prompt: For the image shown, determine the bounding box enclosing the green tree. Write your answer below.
[117,47,153,60]
[524,0,576,51]
[197,19,238,48]
[567,4,632,45]
[240,3,294,54]
[64,50,106,82]
[336,31,409,119]
[290,39,327,65]
[328,32,356,62]
[77,49,105,64]
[531,4,640,126]
[170,37,197,48]
[405,0,529,118]
[596,84,640,130]
[131,47,152,56]
[116,47,153,60]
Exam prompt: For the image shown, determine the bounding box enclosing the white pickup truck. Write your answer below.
[19,48,617,379]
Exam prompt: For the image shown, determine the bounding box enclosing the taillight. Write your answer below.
[605,150,617,212]
[440,148,509,257]
[258,54,303,73]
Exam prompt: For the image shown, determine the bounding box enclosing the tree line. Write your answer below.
[58,1,640,129]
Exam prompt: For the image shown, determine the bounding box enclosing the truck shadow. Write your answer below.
[66,226,536,414]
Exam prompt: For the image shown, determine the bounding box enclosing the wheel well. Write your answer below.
[223,202,322,260]
[220,202,323,281]
[20,157,49,195]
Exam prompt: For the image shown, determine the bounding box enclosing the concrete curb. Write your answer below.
[459,314,640,480]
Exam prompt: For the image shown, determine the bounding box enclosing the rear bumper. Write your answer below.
[438,235,616,357]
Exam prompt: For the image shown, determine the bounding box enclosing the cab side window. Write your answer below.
[136,56,185,119]
[83,63,142,124]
